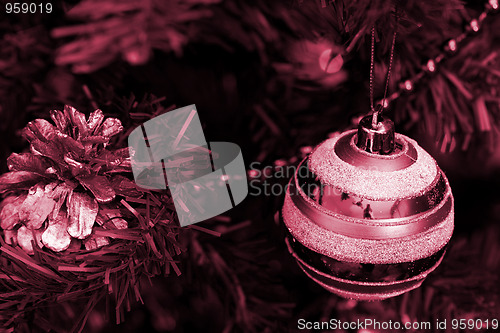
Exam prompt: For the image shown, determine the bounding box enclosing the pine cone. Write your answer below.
[0,106,133,253]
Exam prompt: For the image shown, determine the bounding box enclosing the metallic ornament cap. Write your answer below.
[356,113,395,154]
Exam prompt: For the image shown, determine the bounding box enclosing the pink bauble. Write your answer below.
[282,115,454,300]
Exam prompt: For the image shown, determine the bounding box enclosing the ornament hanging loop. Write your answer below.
[371,104,382,128]
[356,111,395,154]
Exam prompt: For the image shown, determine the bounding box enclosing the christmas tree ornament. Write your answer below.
[318,49,344,74]
[283,6,454,300]
[282,113,454,300]
[286,40,347,88]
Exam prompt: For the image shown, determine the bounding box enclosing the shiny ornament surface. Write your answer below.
[282,118,454,300]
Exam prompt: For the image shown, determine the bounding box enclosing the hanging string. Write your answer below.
[382,6,400,109]
[369,26,376,114]
[370,3,399,128]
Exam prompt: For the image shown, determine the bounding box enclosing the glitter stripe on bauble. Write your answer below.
[289,165,452,239]
[282,115,454,300]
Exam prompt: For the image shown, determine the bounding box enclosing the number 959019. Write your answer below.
[5,3,52,14]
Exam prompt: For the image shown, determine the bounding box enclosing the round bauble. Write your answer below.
[282,115,454,300]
